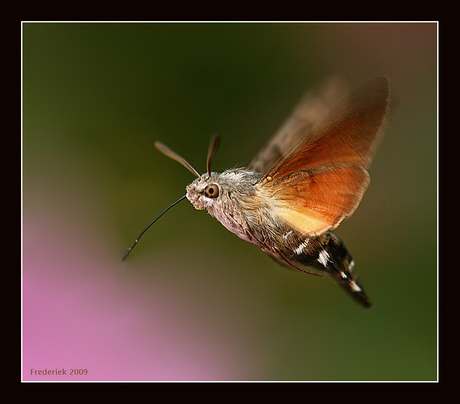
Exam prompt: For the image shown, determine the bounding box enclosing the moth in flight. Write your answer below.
[124,76,392,308]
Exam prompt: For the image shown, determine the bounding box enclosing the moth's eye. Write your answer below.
[204,184,219,198]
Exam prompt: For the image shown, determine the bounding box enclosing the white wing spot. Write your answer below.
[317,250,330,266]
[295,240,309,255]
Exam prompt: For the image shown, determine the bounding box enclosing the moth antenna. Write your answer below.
[207,135,220,177]
[122,195,187,261]
[155,141,200,177]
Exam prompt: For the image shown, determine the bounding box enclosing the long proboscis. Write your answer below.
[122,195,187,261]
[123,136,220,261]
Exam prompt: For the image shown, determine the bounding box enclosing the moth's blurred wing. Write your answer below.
[248,77,349,174]
[266,166,370,235]
[259,76,391,236]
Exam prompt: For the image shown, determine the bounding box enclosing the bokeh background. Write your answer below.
[23,22,437,381]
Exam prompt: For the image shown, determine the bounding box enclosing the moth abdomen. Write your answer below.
[287,232,372,308]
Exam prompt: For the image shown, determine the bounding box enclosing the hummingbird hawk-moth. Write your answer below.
[123,76,392,308]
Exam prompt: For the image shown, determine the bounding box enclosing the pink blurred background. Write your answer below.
[23,200,258,381]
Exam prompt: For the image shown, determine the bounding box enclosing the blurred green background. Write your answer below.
[23,22,437,381]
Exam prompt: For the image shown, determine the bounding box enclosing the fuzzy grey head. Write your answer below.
[186,168,263,242]
[154,137,262,242]
[186,169,262,213]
